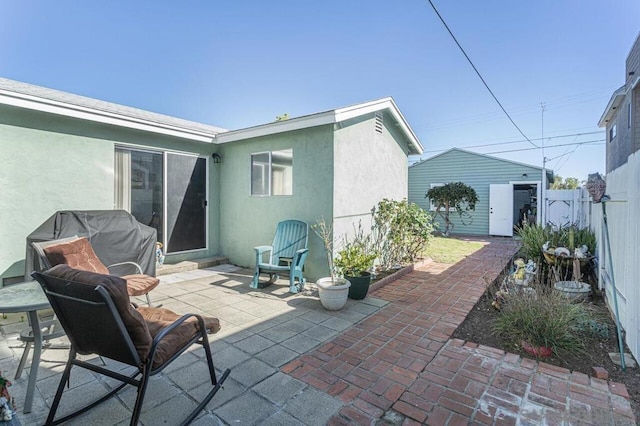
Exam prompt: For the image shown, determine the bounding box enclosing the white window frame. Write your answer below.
[609,124,617,142]
[251,149,293,196]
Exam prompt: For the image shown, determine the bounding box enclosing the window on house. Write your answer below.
[609,124,617,142]
[251,149,293,196]
[628,103,632,129]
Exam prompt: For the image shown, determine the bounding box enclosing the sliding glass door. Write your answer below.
[115,148,207,254]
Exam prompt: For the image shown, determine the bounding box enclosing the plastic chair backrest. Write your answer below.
[271,220,308,264]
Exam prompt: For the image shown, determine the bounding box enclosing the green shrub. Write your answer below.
[492,284,592,356]
[335,221,378,277]
[515,223,596,262]
[371,199,433,270]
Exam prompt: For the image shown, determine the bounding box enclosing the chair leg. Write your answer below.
[181,330,230,426]
[131,366,152,426]
[45,351,75,426]
[251,267,260,289]
[289,269,305,294]
[14,341,32,380]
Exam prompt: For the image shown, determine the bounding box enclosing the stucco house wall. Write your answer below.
[0,78,423,286]
[0,102,222,283]
[333,112,410,242]
[408,149,544,235]
[218,125,335,281]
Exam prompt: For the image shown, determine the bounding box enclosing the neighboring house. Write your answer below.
[0,78,422,285]
[593,32,640,364]
[408,148,553,237]
[599,32,640,172]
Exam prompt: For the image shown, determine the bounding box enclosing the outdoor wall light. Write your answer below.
[212,153,222,164]
[522,173,528,178]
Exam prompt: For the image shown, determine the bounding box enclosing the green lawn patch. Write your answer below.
[423,236,485,264]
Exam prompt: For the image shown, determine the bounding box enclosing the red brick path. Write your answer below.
[282,238,636,425]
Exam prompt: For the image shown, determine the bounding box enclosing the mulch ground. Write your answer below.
[452,282,640,420]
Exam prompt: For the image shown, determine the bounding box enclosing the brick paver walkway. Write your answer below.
[283,238,637,425]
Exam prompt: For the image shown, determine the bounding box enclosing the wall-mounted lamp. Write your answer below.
[212,153,222,164]
[629,71,636,76]
[522,173,528,178]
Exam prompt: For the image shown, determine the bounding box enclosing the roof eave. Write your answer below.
[215,97,424,155]
[0,89,218,143]
[598,86,626,127]
[214,111,337,143]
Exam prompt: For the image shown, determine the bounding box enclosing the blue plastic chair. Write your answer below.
[252,220,309,293]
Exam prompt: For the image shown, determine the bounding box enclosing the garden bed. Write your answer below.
[452,282,640,420]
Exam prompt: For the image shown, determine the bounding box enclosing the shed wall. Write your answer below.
[408,150,542,235]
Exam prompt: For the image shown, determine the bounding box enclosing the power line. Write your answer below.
[411,88,614,132]
[484,139,604,155]
[420,130,604,154]
[426,0,538,148]
[409,139,605,165]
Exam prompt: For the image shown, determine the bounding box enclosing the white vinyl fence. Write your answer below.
[544,188,590,229]
[591,150,640,363]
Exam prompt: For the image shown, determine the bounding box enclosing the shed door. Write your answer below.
[489,184,513,237]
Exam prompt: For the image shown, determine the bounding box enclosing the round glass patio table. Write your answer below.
[0,281,52,413]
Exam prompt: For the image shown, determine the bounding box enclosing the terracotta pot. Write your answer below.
[521,340,552,357]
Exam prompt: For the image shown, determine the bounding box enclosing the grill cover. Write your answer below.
[26,210,157,280]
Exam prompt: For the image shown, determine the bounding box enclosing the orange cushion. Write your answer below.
[122,274,160,296]
[43,237,109,275]
[136,307,220,368]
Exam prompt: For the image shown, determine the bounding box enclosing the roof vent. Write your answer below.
[374,111,383,134]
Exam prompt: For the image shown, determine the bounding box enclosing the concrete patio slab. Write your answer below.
[1,237,636,425]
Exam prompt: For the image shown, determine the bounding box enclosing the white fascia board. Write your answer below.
[215,97,424,155]
[598,86,626,127]
[215,111,336,143]
[0,90,216,143]
[335,97,423,155]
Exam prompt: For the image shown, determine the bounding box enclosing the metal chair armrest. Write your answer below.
[107,261,144,275]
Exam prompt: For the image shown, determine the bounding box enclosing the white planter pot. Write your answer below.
[317,277,351,311]
[554,280,591,302]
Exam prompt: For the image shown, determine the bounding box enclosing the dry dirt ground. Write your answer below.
[452,283,640,421]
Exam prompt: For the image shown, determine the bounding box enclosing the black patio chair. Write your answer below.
[32,264,230,426]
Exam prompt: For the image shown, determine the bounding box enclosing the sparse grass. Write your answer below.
[422,236,485,264]
[491,282,595,356]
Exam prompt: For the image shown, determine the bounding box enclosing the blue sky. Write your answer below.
[1,1,638,180]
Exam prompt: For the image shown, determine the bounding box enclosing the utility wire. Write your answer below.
[409,139,605,164]
[484,139,604,155]
[426,0,539,148]
[419,130,604,154]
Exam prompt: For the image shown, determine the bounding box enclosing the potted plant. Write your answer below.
[312,218,351,310]
[335,224,377,300]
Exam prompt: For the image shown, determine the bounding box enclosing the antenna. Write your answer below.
[541,102,547,225]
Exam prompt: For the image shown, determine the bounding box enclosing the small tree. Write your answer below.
[551,175,580,190]
[426,182,478,236]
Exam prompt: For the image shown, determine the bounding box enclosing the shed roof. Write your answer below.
[411,147,554,181]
